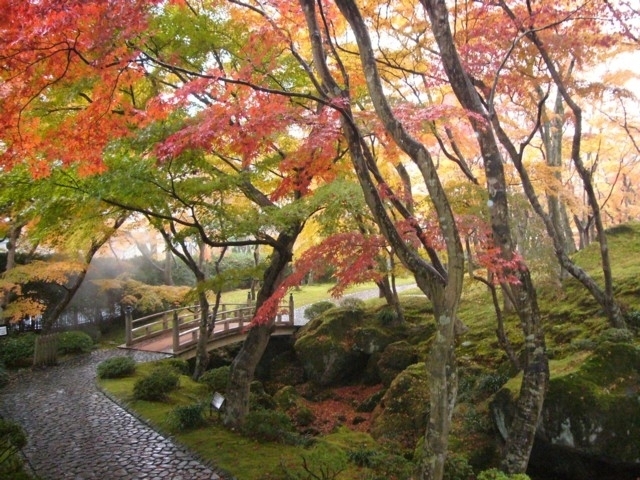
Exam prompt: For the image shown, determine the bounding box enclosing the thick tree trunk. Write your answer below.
[417,278,459,480]
[192,291,210,380]
[301,2,465,478]
[223,230,300,428]
[423,0,548,472]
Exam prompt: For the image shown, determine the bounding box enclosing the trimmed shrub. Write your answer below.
[133,368,180,401]
[57,331,94,355]
[304,301,336,321]
[0,334,36,368]
[242,409,295,443]
[199,365,230,393]
[159,358,190,375]
[97,356,137,379]
[169,403,206,431]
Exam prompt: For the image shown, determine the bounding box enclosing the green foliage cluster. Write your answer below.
[97,356,137,379]
[133,367,180,401]
[443,453,475,480]
[0,419,28,479]
[241,409,296,443]
[162,358,191,375]
[303,301,336,321]
[198,365,230,393]
[346,444,414,479]
[57,331,94,355]
[375,307,398,326]
[477,468,530,480]
[0,334,36,368]
[275,443,348,480]
[169,403,206,431]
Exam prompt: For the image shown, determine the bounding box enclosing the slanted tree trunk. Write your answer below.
[223,229,301,428]
[499,2,625,330]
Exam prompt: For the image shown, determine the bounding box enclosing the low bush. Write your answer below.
[376,307,398,326]
[133,367,180,401]
[0,419,27,477]
[57,331,94,355]
[339,297,365,311]
[159,358,191,375]
[169,403,206,431]
[304,301,336,321]
[97,356,137,379]
[198,365,230,393]
[0,334,36,368]
[444,454,475,480]
[242,409,295,443]
[477,469,530,480]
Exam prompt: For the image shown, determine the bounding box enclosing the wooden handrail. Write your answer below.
[126,297,295,349]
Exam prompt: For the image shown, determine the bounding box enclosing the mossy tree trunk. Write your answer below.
[423,0,549,472]
[301,2,466,478]
[223,229,301,428]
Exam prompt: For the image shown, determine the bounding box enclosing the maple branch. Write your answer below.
[139,50,329,106]
[432,126,478,184]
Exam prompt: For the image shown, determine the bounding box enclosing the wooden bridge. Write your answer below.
[120,296,297,359]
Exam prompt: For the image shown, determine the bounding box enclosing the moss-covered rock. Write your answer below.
[273,385,316,428]
[370,363,429,449]
[294,302,433,388]
[377,341,419,387]
[491,341,640,478]
[538,342,640,463]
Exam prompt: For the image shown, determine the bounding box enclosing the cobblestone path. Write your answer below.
[0,349,225,480]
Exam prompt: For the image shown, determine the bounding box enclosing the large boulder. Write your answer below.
[491,341,640,480]
[294,308,369,386]
[370,363,430,450]
[294,299,434,387]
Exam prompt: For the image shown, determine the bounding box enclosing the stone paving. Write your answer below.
[0,349,226,480]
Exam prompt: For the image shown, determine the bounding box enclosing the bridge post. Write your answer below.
[172,310,180,352]
[125,307,133,346]
[289,293,294,325]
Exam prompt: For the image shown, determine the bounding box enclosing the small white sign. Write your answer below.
[0,326,7,336]
[211,392,225,410]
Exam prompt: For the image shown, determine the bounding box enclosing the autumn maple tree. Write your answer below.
[1,1,638,480]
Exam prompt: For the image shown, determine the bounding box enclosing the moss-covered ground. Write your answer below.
[99,223,640,479]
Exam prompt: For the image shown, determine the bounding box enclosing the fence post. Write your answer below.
[33,334,58,367]
[289,293,294,325]
[125,307,133,346]
[172,310,180,352]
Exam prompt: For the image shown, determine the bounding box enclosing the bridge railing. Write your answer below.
[124,295,295,352]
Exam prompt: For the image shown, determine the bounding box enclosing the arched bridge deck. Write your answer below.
[119,297,296,359]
